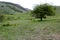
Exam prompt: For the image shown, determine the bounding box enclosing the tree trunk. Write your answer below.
[40,17,43,21]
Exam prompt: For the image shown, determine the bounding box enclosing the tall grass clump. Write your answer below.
[0,14,5,22]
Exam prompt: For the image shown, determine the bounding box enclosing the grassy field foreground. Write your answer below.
[0,13,60,40]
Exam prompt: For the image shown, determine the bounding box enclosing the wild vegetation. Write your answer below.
[31,3,55,21]
[0,3,60,40]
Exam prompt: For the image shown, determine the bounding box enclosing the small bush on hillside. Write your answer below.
[0,15,5,22]
[2,23,17,26]
[2,23,11,26]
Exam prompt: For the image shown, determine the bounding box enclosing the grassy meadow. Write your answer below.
[0,11,60,40]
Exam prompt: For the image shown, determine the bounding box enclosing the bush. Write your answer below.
[2,23,11,26]
[0,15,5,22]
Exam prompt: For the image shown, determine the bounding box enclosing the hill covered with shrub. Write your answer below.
[0,1,29,14]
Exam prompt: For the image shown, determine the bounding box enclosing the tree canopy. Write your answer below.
[32,3,55,21]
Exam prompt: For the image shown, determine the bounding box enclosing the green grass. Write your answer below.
[0,12,60,40]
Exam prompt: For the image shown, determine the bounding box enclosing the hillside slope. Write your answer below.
[0,12,60,40]
[0,1,28,14]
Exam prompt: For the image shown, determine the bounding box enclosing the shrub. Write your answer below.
[2,23,11,26]
[0,15,5,22]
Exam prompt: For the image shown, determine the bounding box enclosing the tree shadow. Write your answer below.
[36,19,60,22]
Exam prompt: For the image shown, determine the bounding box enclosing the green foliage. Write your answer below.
[2,24,10,26]
[0,12,60,40]
[0,15,5,22]
[32,3,55,21]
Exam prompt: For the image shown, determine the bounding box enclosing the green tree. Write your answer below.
[32,3,55,21]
